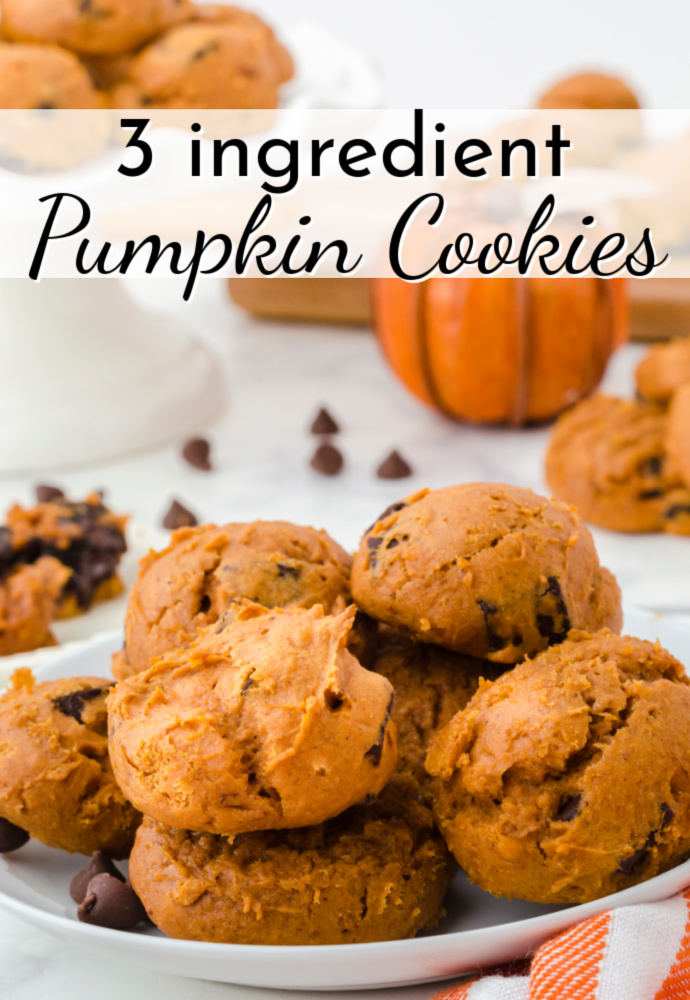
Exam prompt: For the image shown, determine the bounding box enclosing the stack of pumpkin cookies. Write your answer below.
[546,337,690,535]
[2,483,690,942]
[0,0,292,110]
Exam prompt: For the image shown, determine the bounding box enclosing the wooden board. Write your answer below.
[229,277,690,343]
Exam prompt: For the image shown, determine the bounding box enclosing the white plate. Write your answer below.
[0,606,689,993]
[0,522,168,686]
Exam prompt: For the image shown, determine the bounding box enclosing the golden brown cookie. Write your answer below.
[113,520,352,680]
[0,670,140,856]
[636,338,690,405]
[373,629,500,786]
[537,71,639,110]
[0,0,191,56]
[129,776,456,945]
[351,484,622,664]
[187,5,293,84]
[545,394,690,534]
[0,43,104,109]
[668,383,690,502]
[0,558,69,656]
[108,21,279,109]
[108,604,397,835]
[4,492,127,616]
[427,630,690,905]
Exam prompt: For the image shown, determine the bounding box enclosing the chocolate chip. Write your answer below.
[366,501,406,533]
[639,489,664,500]
[182,437,212,471]
[367,537,383,550]
[618,845,650,874]
[35,484,65,503]
[665,504,690,520]
[376,450,413,480]
[198,594,211,614]
[52,686,109,724]
[661,803,674,829]
[0,527,13,571]
[640,455,663,477]
[191,41,221,61]
[618,828,657,874]
[0,817,29,853]
[310,408,339,435]
[364,694,394,765]
[241,670,256,694]
[310,443,343,476]
[276,563,300,578]
[386,538,399,549]
[77,874,147,930]
[162,499,198,530]
[478,600,507,653]
[535,577,571,646]
[70,851,125,904]
[556,794,581,822]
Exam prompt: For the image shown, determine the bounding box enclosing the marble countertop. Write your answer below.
[0,279,688,1000]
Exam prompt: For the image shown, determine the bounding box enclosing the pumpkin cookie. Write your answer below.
[538,71,639,110]
[668,383,690,495]
[351,484,622,664]
[3,492,127,617]
[427,630,690,905]
[112,519,352,680]
[0,670,140,856]
[108,604,397,836]
[636,338,690,405]
[373,629,500,786]
[0,558,69,656]
[0,0,191,56]
[188,5,293,84]
[545,394,690,534]
[129,776,455,945]
[108,21,279,109]
[0,43,104,109]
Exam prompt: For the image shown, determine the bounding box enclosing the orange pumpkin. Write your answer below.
[373,276,628,425]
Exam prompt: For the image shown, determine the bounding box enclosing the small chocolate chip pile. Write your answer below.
[182,437,212,471]
[72,852,147,931]
[162,499,199,530]
[0,817,29,853]
[376,450,413,480]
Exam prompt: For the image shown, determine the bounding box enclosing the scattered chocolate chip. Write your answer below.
[367,537,383,550]
[162,499,198,530]
[191,41,221,61]
[386,538,399,549]
[77,874,147,930]
[310,443,343,476]
[182,437,212,471]
[35,484,65,503]
[556,794,581,823]
[364,694,394,765]
[310,408,339,435]
[0,527,13,570]
[198,594,211,614]
[639,489,664,500]
[0,817,29,853]
[52,686,109,724]
[535,577,571,646]
[376,450,413,480]
[276,563,300,578]
[70,851,125,904]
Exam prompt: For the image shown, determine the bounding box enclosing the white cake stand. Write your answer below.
[0,279,225,472]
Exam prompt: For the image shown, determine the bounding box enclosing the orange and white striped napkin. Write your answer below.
[432,890,690,1000]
